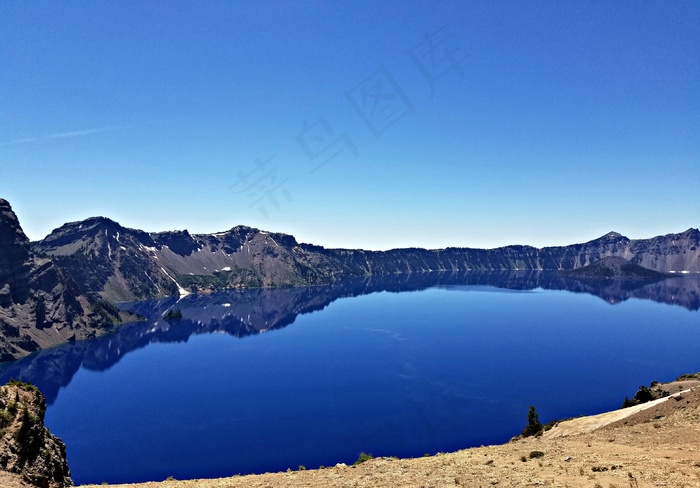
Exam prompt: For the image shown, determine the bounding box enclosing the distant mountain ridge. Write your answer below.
[32,215,700,302]
[2,195,698,358]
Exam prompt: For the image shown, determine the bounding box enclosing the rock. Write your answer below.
[0,381,72,487]
[0,199,126,360]
[32,211,700,302]
[560,256,670,281]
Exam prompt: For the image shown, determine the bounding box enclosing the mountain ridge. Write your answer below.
[29,209,700,303]
[0,200,133,360]
[2,195,699,358]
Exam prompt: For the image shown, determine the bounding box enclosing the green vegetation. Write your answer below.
[0,407,14,430]
[354,452,373,465]
[87,294,122,325]
[176,269,265,292]
[163,308,183,321]
[521,406,544,437]
[520,405,578,437]
[529,450,544,459]
[176,273,229,290]
[622,383,668,408]
[676,373,700,381]
[561,257,670,281]
[13,406,39,443]
[6,400,17,415]
[7,378,38,392]
[542,415,577,432]
[620,263,668,279]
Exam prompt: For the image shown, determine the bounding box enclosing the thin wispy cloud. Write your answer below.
[0,125,130,146]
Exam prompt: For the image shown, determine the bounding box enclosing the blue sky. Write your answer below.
[1,1,698,250]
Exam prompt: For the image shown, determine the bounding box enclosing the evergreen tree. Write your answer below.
[521,405,543,437]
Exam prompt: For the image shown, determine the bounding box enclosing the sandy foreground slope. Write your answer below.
[4,380,699,488]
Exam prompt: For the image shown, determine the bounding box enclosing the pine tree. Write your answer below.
[521,405,543,437]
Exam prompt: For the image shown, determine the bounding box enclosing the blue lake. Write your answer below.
[1,272,699,485]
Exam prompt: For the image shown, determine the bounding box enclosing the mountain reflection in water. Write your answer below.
[1,271,697,405]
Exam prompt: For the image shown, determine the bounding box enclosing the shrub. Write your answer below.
[7,378,38,393]
[87,295,122,324]
[529,450,544,459]
[354,452,373,465]
[634,385,654,403]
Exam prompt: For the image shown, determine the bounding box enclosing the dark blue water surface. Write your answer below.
[1,272,698,484]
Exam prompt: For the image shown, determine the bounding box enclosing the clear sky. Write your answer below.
[1,1,698,250]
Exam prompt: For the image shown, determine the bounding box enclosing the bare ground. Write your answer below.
[64,378,700,488]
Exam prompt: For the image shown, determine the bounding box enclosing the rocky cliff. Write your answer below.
[35,221,368,301]
[34,217,700,303]
[0,380,71,487]
[31,216,179,302]
[0,199,126,360]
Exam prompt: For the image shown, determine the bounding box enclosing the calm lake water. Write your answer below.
[1,272,699,485]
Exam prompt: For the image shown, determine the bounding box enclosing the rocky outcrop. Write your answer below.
[0,381,71,487]
[34,220,349,301]
[30,217,178,303]
[34,217,700,303]
[0,200,32,308]
[0,199,127,360]
[560,256,670,280]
